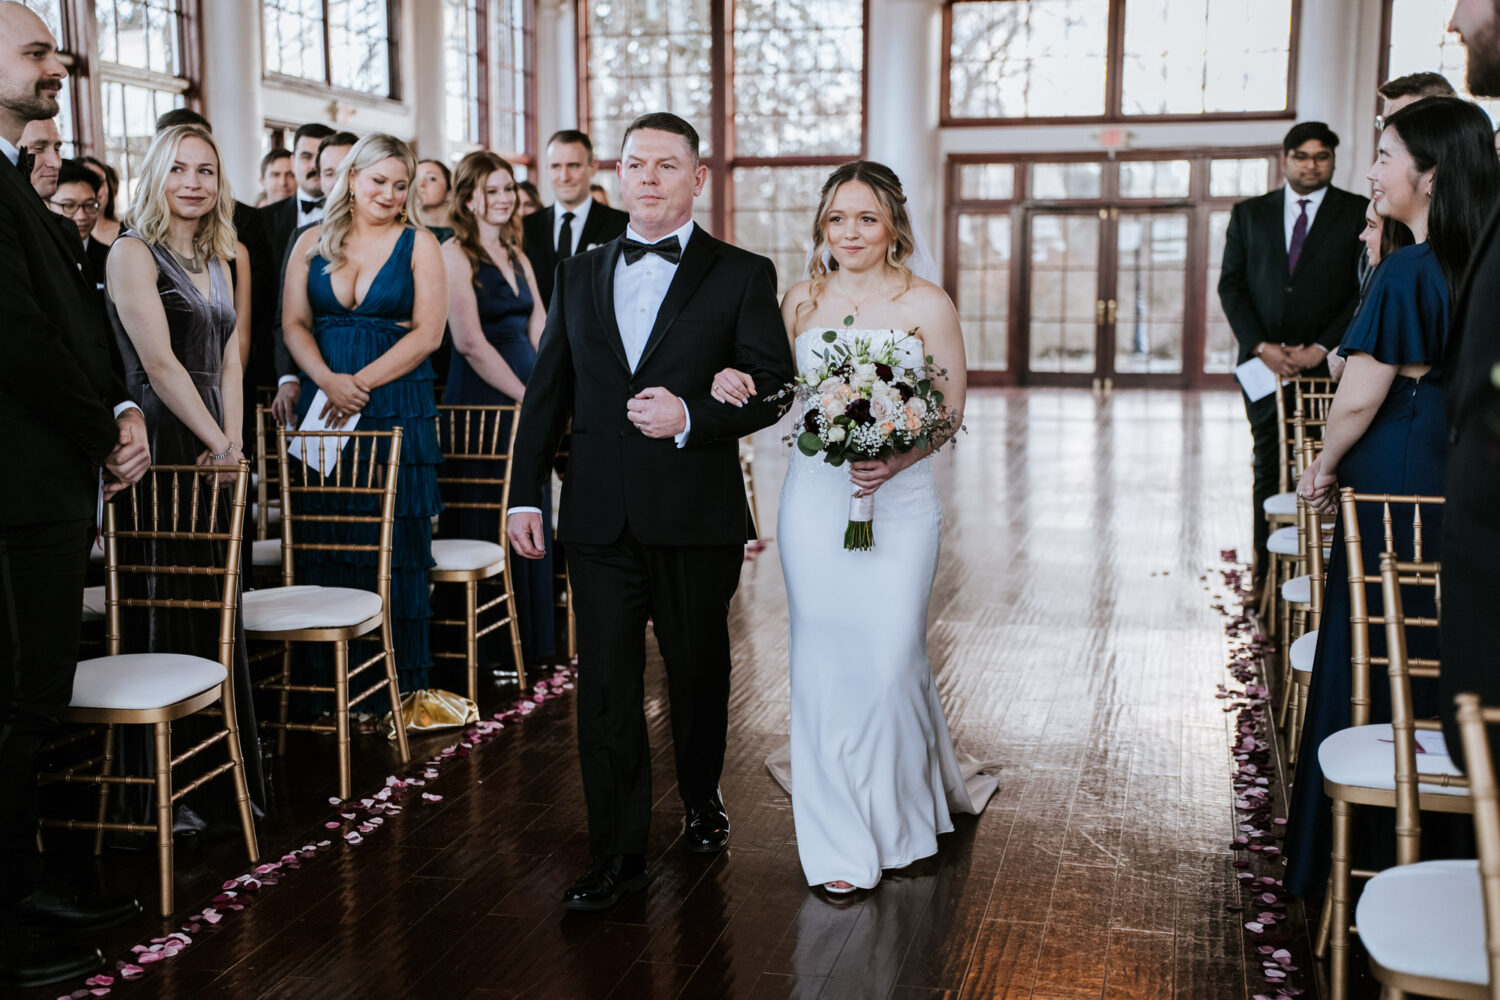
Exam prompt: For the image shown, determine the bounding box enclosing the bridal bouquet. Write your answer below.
[785,327,961,550]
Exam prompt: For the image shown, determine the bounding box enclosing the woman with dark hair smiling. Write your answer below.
[1283,95,1500,899]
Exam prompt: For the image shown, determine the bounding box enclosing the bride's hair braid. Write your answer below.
[803,160,917,319]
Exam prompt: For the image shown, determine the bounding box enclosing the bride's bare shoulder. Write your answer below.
[904,275,954,306]
[781,278,814,312]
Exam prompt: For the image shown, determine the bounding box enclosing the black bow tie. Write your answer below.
[621,236,682,266]
[15,149,33,178]
[300,197,324,214]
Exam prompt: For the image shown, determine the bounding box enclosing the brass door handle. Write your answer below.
[1096,299,1106,324]
[1107,299,1117,324]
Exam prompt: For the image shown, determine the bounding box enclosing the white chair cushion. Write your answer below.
[431,539,505,573]
[1318,723,1468,797]
[1290,629,1318,673]
[251,538,282,567]
[250,503,280,526]
[1267,525,1300,555]
[243,585,383,632]
[89,538,104,563]
[1281,574,1311,604]
[70,653,227,711]
[1356,859,1487,987]
[81,585,105,623]
[1263,491,1298,516]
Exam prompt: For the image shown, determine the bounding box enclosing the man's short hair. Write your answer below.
[545,129,595,158]
[1379,72,1457,102]
[316,131,359,171]
[56,159,100,191]
[1282,121,1339,154]
[260,147,292,175]
[155,108,210,133]
[620,113,701,164]
[293,122,336,147]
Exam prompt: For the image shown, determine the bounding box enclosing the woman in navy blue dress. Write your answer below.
[440,150,556,669]
[281,134,448,709]
[1285,97,1500,897]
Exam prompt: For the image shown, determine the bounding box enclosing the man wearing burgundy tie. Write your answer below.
[1218,121,1368,591]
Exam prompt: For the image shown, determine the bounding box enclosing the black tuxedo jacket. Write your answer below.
[82,235,109,286]
[0,156,128,529]
[522,202,629,310]
[510,225,794,547]
[1218,185,1368,367]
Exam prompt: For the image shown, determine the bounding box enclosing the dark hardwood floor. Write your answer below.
[4,388,1321,1000]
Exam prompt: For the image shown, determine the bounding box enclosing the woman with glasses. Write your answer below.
[48,159,107,285]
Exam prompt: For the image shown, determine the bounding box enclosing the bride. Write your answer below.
[711,161,997,895]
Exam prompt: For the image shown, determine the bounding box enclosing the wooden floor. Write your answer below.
[7,388,1302,1000]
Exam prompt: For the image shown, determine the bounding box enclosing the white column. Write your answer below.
[865,0,943,275]
[410,0,447,160]
[199,0,264,200]
[533,0,577,195]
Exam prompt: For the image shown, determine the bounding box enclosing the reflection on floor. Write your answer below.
[8,388,1309,1000]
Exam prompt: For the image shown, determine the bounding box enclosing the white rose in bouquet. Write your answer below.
[906,396,928,420]
[827,425,847,443]
[853,362,878,386]
[817,376,843,395]
[820,394,846,419]
[869,395,896,422]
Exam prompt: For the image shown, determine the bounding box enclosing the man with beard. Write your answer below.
[1440,0,1500,770]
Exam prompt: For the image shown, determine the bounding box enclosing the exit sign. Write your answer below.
[1098,128,1130,149]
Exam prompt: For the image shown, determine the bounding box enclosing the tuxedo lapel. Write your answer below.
[635,225,719,373]
[1264,192,1289,276]
[577,206,607,252]
[0,162,89,284]
[590,237,630,372]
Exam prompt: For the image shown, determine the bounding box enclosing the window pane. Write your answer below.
[96,0,183,74]
[1028,213,1098,373]
[1204,209,1236,373]
[958,163,1016,201]
[329,0,391,95]
[445,0,481,147]
[1030,162,1101,200]
[948,0,1109,119]
[264,0,326,82]
[1119,160,1190,199]
[21,0,63,41]
[733,0,862,156]
[103,79,182,211]
[1388,0,1500,125]
[492,0,532,158]
[955,212,1012,370]
[1122,0,1292,115]
[731,165,829,298]
[1114,212,1187,374]
[587,0,713,162]
[1209,157,1272,198]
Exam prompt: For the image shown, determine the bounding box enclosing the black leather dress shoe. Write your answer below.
[684,793,731,853]
[0,932,104,989]
[6,885,141,932]
[561,854,647,911]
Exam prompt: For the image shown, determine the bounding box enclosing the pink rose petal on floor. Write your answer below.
[422,792,443,801]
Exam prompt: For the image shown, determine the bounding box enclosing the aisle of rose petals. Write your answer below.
[52,664,579,1000]
[1209,550,1311,1000]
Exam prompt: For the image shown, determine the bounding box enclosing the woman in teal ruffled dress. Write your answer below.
[281,133,448,709]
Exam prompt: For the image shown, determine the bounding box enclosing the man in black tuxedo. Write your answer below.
[522,129,629,310]
[1440,0,1500,770]
[47,159,108,285]
[508,113,793,910]
[0,3,147,986]
[1218,121,1367,589]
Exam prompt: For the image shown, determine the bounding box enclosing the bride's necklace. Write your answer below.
[837,272,887,328]
[166,241,203,274]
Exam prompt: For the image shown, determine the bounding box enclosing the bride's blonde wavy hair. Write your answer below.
[310,133,421,273]
[803,161,916,318]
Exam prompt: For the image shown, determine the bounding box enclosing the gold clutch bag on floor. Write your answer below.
[384,689,478,740]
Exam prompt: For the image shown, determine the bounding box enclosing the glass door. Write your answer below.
[1025,209,1102,379]
[1112,209,1190,377]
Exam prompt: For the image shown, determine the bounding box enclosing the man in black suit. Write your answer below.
[1218,121,1367,589]
[1439,0,1500,770]
[0,3,146,986]
[522,129,629,310]
[507,113,793,910]
[47,159,108,284]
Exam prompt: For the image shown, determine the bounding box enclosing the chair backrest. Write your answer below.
[434,405,519,540]
[274,427,403,599]
[1293,436,1330,620]
[102,461,251,672]
[1339,487,1445,727]
[1291,381,1335,468]
[1275,377,1333,493]
[253,403,282,541]
[1454,692,1500,998]
[1377,551,1461,866]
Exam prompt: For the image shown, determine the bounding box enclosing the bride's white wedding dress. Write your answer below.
[766,327,998,889]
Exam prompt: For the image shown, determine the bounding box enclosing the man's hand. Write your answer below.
[626,387,687,439]
[1258,343,1300,378]
[1285,344,1328,372]
[271,381,301,427]
[103,410,150,496]
[507,512,547,560]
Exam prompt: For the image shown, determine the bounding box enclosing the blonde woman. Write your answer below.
[281,133,446,704]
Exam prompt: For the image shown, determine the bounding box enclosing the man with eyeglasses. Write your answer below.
[47,158,105,286]
[1218,121,1368,595]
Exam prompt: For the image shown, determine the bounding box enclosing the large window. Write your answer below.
[263,0,396,99]
[583,0,865,292]
[445,0,534,161]
[96,0,194,208]
[1383,0,1500,125]
[944,0,1298,124]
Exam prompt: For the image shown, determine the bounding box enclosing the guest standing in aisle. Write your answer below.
[522,130,628,309]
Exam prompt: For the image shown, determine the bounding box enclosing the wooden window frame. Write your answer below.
[943,147,1282,388]
[577,0,869,239]
[939,0,1302,128]
[262,0,403,104]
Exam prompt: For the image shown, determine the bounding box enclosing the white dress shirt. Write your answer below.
[552,197,593,256]
[1283,182,1329,252]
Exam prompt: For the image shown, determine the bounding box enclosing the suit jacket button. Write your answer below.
[1284,284,1293,292]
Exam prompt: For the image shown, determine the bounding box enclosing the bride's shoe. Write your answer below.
[822,873,880,895]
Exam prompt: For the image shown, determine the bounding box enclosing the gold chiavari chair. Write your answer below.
[246,427,410,801]
[1314,491,1466,999]
[1263,380,1334,634]
[249,404,285,579]
[740,436,760,537]
[432,405,526,698]
[1277,440,1331,761]
[553,430,577,662]
[40,462,260,916]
